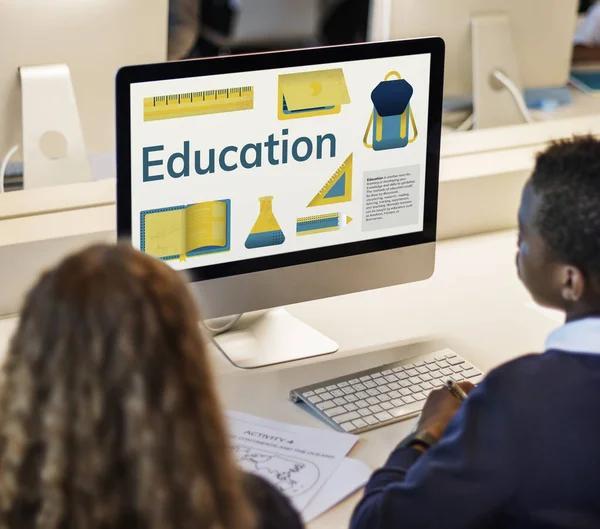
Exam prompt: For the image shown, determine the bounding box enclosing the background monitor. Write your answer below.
[369,0,579,128]
[116,39,444,368]
[0,0,168,188]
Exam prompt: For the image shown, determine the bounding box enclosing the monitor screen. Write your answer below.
[119,40,443,281]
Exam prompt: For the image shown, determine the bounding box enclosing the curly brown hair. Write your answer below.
[0,244,255,529]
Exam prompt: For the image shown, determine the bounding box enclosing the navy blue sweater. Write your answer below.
[350,350,600,529]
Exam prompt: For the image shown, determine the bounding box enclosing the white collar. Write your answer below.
[544,317,600,355]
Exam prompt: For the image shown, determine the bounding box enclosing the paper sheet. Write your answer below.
[302,457,371,524]
[226,411,358,512]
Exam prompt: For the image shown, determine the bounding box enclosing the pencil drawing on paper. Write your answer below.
[233,446,321,497]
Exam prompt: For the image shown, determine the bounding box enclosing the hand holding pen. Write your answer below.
[445,379,469,401]
[411,379,474,438]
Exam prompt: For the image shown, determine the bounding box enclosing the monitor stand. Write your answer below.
[209,308,339,369]
[471,13,529,129]
[20,64,93,189]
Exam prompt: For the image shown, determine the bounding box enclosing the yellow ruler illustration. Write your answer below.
[307,153,353,207]
[143,86,254,122]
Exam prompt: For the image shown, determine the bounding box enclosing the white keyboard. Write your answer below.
[290,349,483,434]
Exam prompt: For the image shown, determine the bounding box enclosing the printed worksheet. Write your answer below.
[226,411,358,512]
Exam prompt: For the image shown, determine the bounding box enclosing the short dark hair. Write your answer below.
[531,135,600,278]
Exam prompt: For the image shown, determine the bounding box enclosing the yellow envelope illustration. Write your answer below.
[278,68,351,120]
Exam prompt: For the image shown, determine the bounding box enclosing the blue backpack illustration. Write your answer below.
[363,71,418,151]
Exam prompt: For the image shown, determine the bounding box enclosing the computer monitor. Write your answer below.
[369,0,579,128]
[116,38,444,368]
[0,0,168,190]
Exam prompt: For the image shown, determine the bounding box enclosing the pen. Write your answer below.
[410,380,468,433]
[445,379,468,401]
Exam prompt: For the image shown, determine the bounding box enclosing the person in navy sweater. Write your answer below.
[350,135,600,529]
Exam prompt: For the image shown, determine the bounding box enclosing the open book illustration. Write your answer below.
[141,200,231,261]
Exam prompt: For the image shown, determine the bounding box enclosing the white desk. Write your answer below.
[0,230,561,528]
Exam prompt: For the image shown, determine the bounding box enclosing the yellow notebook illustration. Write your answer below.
[278,68,351,120]
[307,153,353,207]
[141,200,231,261]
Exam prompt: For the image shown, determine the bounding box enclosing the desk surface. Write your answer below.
[0,230,561,528]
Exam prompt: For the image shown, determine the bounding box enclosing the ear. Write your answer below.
[561,266,586,302]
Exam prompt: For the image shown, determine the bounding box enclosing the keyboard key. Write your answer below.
[413,391,426,401]
[441,368,453,376]
[380,401,393,410]
[346,394,358,403]
[359,375,372,382]
[385,375,398,383]
[338,381,349,388]
[343,387,356,395]
[367,397,380,406]
[364,381,376,389]
[356,391,369,399]
[382,370,393,376]
[315,388,326,394]
[348,378,360,384]
[317,401,336,410]
[354,383,367,391]
[390,401,423,418]
[378,383,391,393]
[326,385,338,391]
[468,374,484,384]
[419,381,433,391]
[446,353,457,359]
[377,394,391,403]
[462,368,480,378]
[345,403,358,412]
[358,408,371,417]
[400,388,412,397]
[334,397,347,406]
[392,366,404,373]
[308,395,323,404]
[388,390,401,399]
[434,354,446,361]
[336,411,361,423]
[321,392,334,400]
[448,357,465,366]
[406,369,419,377]
[402,395,416,404]
[356,400,370,409]
[397,372,409,380]
[352,418,368,429]
[367,388,380,396]
[340,421,357,432]
[409,377,421,385]
[419,373,432,381]
[369,404,383,413]
[429,369,441,378]
[325,406,346,417]
[375,411,393,422]
[401,380,412,388]
[451,365,463,373]
[365,416,379,425]
[437,360,449,368]
[388,382,400,390]
[331,389,345,397]
[304,391,315,397]
[424,358,437,364]
[414,361,425,367]
[416,366,429,374]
